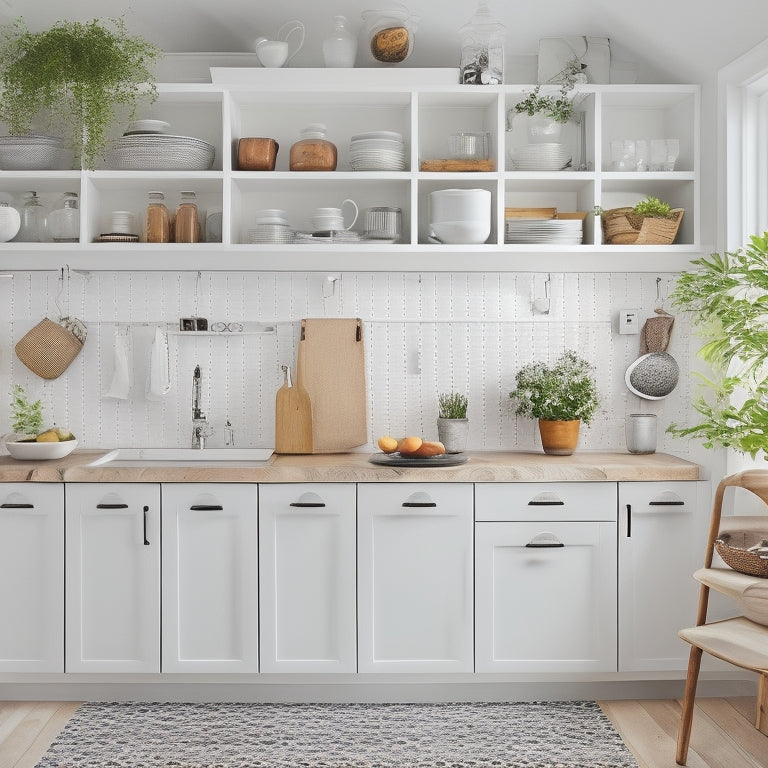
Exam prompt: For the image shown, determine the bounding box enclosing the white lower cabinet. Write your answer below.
[618,480,710,672]
[474,483,617,673]
[357,483,474,673]
[65,483,160,673]
[162,483,259,673]
[0,483,64,672]
[259,483,356,673]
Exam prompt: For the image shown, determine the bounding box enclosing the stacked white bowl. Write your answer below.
[429,188,491,244]
[248,209,294,244]
[349,131,406,170]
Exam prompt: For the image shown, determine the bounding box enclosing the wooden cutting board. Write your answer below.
[296,318,367,453]
[274,365,313,454]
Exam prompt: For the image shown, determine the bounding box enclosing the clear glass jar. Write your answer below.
[362,4,418,64]
[13,191,48,242]
[174,190,199,243]
[145,191,171,243]
[289,124,338,171]
[459,1,505,85]
[323,15,358,67]
[48,191,80,243]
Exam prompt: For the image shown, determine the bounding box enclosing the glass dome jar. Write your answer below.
[362,4,419,64]
[289,124,338,171]
[459,1,505,85]
[48,191,80,243]
[13,191,48,243]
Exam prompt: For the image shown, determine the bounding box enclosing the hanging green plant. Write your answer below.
[0,16,160,168]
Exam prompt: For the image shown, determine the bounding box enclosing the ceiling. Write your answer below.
[1,0,766,83]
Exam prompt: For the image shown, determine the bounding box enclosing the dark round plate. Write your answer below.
[368,452,469,468]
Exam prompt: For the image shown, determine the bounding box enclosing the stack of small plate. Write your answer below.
[509,143,571,171]
[104,134,215,170]
[349,131,406,171]
[247,224,295,244]
[505,218,583,244]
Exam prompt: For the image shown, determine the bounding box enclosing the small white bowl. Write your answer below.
[5,439,78,460]
[430,220,490,244]
[124,119,170,135]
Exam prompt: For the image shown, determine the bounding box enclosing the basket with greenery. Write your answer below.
[600,195,684,245]
[438,392,469,420]
[509,350,599,424]
[668,232,768,458]
[0,16,160,168]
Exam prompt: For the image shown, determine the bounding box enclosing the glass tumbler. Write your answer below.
[626,413,657,454]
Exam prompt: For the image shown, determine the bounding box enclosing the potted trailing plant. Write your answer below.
[600,195,684,245]
[668,232,768,459]
[437,392,469,454]
[509,350,599,455]
[513,84,574,143]
[0,16,160,168]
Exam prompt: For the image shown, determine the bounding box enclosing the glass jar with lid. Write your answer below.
[48,191,80,243]
[459,0,505,85]
[323,15,358,67]
[13,191,48,243]
[289,124,338,171]
[145,191,171,243]
[174,191,199,243]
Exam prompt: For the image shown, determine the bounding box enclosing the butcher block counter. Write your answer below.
[0,449,700,483]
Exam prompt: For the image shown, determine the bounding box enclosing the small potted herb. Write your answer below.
[509,351,599,455]
[437,392,469,454]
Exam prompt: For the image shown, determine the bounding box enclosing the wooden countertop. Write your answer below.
[0,449,701,483]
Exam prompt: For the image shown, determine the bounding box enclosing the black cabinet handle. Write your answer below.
[525,541,565,548]
[527,500,565,506]
[189,504,224,511]
[402,501,437,507]
[143,506,150,546]
[0,502,34,508]
[96,503,129,509]
[626,504,632,537]
[649,500,685,506]
[289,501,326,507]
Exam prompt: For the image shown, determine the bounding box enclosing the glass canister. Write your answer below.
[145,191,171,243]
[323,15,358,68]
[362,4,419,64]
[459,0,505,85]
[13,191,48,242]
[174,190,199,243]
[289,124,338,171]
[626,413,658,454]
[48,191,80,242]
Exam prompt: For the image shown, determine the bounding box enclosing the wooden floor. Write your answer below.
[0,698,766,768]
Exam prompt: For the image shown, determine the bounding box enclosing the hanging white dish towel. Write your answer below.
[104,327,132,400]
[146,326,172,400]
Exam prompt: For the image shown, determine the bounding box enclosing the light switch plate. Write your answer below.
[618,309,641,334]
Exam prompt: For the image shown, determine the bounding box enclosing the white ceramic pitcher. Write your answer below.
[254,21,305,68]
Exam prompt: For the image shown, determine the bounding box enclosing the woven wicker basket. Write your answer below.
[15,318,84,379]
[601,207,684,245]
[715,530,768,578]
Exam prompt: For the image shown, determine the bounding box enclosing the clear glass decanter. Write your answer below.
[13,191,48,242]
[459,1,505,85]
[323,15,358,68]
[48,191,80,242]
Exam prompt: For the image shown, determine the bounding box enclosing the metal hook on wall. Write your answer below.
[655,276,672,315]
[533,273,551,314]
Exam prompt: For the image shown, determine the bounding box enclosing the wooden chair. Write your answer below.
[676,470,768,765]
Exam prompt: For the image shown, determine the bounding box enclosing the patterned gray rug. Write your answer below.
[35,701,639,768]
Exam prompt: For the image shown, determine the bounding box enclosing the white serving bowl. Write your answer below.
[4,438,78,460]
[430,220,490,244]
[124,119,170,135]
[430,188,491,224]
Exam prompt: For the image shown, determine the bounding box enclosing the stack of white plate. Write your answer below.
[104,134,215,170]
[247,224,295,244]
[349,131,406,171]
[509,143,571,171]
[505,218,583,244]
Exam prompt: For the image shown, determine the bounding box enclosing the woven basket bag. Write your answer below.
[601,207,684,245]
[15,318,84,379]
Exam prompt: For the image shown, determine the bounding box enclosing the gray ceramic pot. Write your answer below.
[437,418,469,454]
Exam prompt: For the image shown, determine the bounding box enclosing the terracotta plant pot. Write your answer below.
[538,418,580,456]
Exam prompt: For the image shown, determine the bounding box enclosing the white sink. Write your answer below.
[87,447,274,467]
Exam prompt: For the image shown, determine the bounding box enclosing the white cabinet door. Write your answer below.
[259,483,356,673]
[65,483,160,673]
[475,520,617,672]
[162,483,259,673]
[618,480,710,672]
[0,483,64,672]
[357,483,474,673]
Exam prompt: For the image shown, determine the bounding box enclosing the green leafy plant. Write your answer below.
[514,85,574,124]
[9,384,43,435]
[509,350,599,424]
[632,195,673,219]
[438,392,468,419]
[0,16,160,168]
[668,232,768,458]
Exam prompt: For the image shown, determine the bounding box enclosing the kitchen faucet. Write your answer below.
[191,364,213,449]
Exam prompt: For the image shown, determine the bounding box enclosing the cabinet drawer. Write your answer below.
[475,482,616,522]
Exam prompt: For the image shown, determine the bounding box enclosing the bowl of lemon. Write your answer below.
[4,428,78,460]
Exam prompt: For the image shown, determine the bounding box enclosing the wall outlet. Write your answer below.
[618,309,641,334]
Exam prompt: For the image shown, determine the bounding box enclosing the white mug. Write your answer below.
[311,199,358,231]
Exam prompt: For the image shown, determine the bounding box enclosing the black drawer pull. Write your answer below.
[526,532,564,548]
[96,503,129,509]
[0,502,34,508]
[527,500,565,506]
[626,504,632,537]
[289,501,326,508]
[402,501,437,507]
[189,504,224,511]
[649,500,685,506]
[525,541,565,548]
[143,506,150,546]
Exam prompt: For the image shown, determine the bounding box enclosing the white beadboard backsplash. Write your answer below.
[0,270,697,455]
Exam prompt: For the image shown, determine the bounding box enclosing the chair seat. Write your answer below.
[694,567,768,625]
[679,616,768,673]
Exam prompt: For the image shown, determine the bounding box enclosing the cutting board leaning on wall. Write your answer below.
[295,317,367,453]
